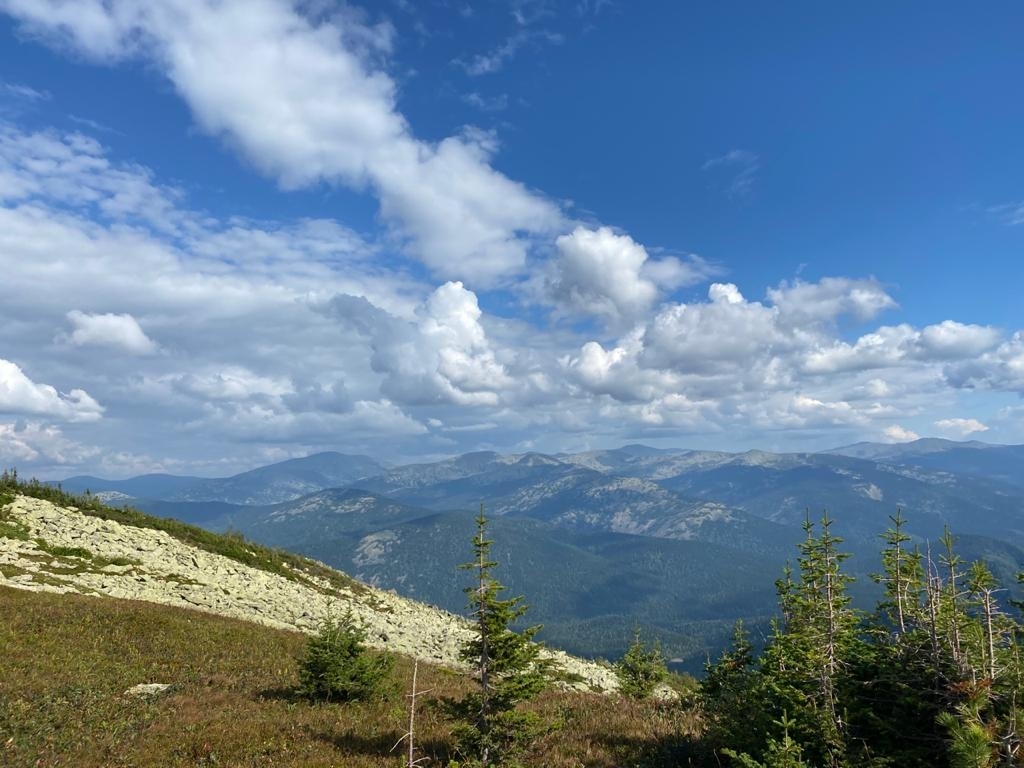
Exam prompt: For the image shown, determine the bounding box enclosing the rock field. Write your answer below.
[0,494,618,692]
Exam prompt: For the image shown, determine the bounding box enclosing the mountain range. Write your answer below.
[53,438,1024,672]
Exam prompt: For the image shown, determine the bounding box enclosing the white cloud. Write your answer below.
[0,7,1019,472]
[0,359,103,422]
[1,0,563,284]
[640,283,790,373]
[942,333,1024,394]
[803,320,1001,375]
[186,398,427,442]
[333,281,522,407]
[769,277,897,326]
[65,310,158,354]
[560,275,985,440]
[549,227,656,325]
[171,368,294,401]
[934,417,989,436]
[545,226,719,328]
[884,425,920,442]
[0,421,100,466]
[0,124,187,232]
[917,320,1002,360]
[804,325,918,374]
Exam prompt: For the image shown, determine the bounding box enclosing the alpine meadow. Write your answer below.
[3,1,1024,766]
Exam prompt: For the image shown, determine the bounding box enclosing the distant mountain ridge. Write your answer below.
[51,439,1024,671]
[58,451,387,505]
[826,437,1024,488]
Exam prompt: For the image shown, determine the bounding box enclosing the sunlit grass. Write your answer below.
[0,587,705,767]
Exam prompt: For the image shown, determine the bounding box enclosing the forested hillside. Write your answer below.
[7,471,1024,766]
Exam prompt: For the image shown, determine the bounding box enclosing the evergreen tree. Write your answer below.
[449,507,550,768]
[616,627,668,699]
[702,621,772,759]
[844,512,949,766]
[703,512,1024,768]
[874,510,926,637]
[297,610,393,703]
[766,513,860,767]
[705,514,863,768]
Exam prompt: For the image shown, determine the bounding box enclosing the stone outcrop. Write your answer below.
[0,494,617,692]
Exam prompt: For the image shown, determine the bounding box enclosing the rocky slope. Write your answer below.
[0,494,617,692]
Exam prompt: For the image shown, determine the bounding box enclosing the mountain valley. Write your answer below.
[50,438,1024,672]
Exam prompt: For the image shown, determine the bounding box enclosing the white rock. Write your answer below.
[0,494,619,692]
[124,683,172,698]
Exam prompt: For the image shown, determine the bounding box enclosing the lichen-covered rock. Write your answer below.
[0,495,618,692]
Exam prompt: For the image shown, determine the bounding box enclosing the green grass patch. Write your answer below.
[35,539,94,560]
[0,586,702,767]
[1,562,28,578]
[0,517,30,540]
[0,493,30,539]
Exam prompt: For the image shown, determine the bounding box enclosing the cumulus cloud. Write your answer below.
[561,275,985,437]
[943,333,1024,393]
[171,368,294,401]
[0,6,1019,472]
[0,359,103,422]
[640,283,789,373]
[804,320,1002,375]
[917,321,1002,360]
[0,421,100,466]
[2,0,562,284]
[769,277,897,326]
[884,425,920,442]
[549,227,657,325]
[546,226,718,327]
[333,281,521,407]
[186,398,427,442]
[935,417,989,436]
[65,310,158,354]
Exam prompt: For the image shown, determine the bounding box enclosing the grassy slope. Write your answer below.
[0,588,701,767]
[1,475,703,766]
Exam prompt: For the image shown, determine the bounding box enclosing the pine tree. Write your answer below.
[874,510,926,637]
[702,621,772,759]
[732,513,861,768]
[449,507,550,768]
[616,627,668,699]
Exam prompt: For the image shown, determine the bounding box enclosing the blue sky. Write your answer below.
[0,0,1022,478]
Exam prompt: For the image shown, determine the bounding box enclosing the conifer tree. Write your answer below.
[616,627,668,699]
[707,513,863,767]
[449,507,550,768]
[704,512,1024,768]
[875,510,926,637]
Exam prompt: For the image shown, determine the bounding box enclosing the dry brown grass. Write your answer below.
[0,586,705,767]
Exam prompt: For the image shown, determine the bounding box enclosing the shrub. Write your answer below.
[297,611,393,703]
[615,628,668,699]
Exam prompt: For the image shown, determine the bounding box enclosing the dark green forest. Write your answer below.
[701,511,1024,768]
